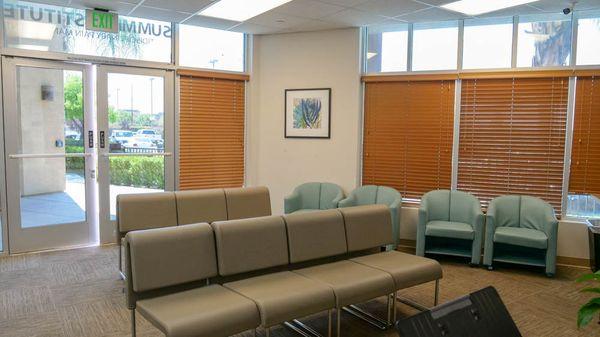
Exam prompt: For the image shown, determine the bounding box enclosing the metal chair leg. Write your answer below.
[393,292,397,323]
[265,327,270,337]
[387,294,393,325]
[337,308,341,337]
[131,309,136,337]
[328,310,333,337]
[434,279,440,306]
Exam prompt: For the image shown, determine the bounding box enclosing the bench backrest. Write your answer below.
[212,216,288,276]
[125,223,217,307]
[117,186,272,237]
[224,186,272,220]
[176,188,228,225]
[117,192,178,236]
[340,204,393,252]
[284,209,347,263]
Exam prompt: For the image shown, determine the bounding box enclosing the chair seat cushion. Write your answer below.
[425,221,474,240]
[294,260,395,308]
[351,251,442,290]
[291,209,320,214]
[494,227,548,249]
[224,271,335,327]
[136,285,260,337]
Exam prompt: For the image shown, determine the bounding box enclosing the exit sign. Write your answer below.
[85,9,118,33]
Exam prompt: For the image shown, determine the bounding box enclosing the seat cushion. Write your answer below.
[294,260,395,308]
[425,221,474,240]
[290,209,320,214]
[351,251,443,290]
[494,227,548,249]
[224,271,335,327]
[137,285,260,337]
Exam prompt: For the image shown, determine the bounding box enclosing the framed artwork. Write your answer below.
[285,88,331,138]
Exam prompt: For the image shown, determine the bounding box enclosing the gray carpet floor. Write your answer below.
[0,245,599,337]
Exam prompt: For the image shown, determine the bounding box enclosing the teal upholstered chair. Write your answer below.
[284,182,344,214]
[338,185,402,250]
[483,195,558,276]
[417,190,484,265]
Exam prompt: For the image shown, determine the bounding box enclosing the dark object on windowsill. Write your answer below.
[396,286,521,337]
[588,220,600,272]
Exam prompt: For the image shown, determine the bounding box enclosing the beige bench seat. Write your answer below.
[351,251,442,290]
[225,271,335,327]
[137,285,260,337]
[294,260,395,308]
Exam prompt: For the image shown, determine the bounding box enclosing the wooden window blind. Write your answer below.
[363,80,455,201]
[457,77,569,213]
[178,72,246,190]
[570,76,600,196]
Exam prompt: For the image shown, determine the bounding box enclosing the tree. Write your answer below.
[64,74,84,136]
[529,20,572,67]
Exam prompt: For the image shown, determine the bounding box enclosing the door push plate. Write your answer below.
[99,131,105,148]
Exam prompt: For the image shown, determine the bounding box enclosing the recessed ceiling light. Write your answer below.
[442,0,539,16]
[199,0,294,22]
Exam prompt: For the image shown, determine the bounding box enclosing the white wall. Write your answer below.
[247,28,362,214]
[19,67,66,196]
[246,27,590,262]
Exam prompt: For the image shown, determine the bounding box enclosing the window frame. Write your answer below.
[363,10,600,76]
[0,1,250,74]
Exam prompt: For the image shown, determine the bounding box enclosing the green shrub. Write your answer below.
[66,145,85,170]
[110,156,164,189]
[66,138,84,147]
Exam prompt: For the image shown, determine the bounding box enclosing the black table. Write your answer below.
[588,221,600,272]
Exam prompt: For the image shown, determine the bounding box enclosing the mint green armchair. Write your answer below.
[338,185,402,250]
[484,195,558,276]
[284,182,344,214]
[417,190,484,265]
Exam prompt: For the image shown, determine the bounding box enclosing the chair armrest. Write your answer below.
[469,203,485,231]
[418,207,428,228]
[338,194,356,208]
[544,211,559,238]
[331,190,345,208]
[389,197,402,210]
[284,191,301,214]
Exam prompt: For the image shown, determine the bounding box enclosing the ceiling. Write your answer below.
[27,0,600,34]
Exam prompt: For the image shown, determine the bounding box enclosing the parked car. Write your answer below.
[65,130,81,141]
[122,137,156,149]
[136,129,162,141]
[110,130,135,145]
[136,129,164,148]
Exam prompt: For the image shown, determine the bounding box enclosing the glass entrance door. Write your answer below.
[96,66,174,244]
[2,57,95,253]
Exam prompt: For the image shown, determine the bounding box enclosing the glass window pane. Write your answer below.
[179,25,244,72]
[576,14,600,66]
[107,73,165,220]
[567,194,600,220]
[517,14,572,67]
[18,68,86,228]
[463,18,513,69]
[3,0,172,63]
[412,21,458,71]
[366,24,409,73]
